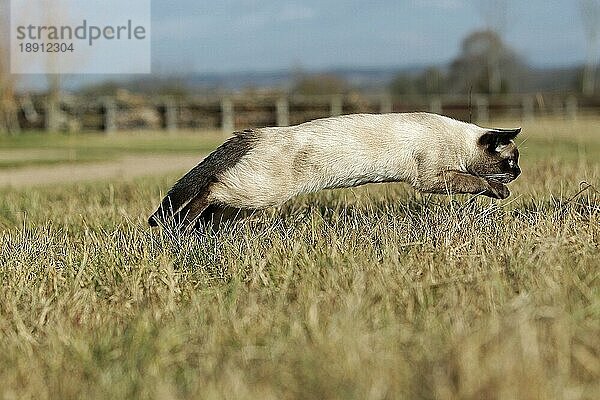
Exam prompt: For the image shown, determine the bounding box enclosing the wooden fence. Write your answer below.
[12,93,600,133]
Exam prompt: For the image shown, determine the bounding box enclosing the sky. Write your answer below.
[149,0,592,74]
[3,0,593,82]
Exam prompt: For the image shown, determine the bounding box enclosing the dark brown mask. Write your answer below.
[468,128,521,184]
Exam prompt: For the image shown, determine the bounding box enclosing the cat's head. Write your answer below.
[468,127,521,183]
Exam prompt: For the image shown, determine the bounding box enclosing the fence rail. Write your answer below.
[10,93,600,133]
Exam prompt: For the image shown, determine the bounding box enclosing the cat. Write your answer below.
[149,112,521,229]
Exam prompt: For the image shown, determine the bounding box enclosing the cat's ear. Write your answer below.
[478,127,521,150]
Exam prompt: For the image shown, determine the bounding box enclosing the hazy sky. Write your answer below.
[150,0,590,73]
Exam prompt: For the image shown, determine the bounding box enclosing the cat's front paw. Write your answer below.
[487,179,510,199]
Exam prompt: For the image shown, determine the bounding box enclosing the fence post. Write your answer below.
[164,98,177,132]
[276,97,289,126]
[221,98,234,132]
[475,96,489,123]
[380,95,393,114]
[552,97,564,116]
[522,96,535,121]
[103,98,116,134]
[330,95,343,117]
[429,97,442,114]
[566,96,578,120]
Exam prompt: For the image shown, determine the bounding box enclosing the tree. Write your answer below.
[0,2,20,134]
[476,0,510,93]
[389,73,419,96]
[292,74,348,96]
[580,0,600,95]
[448,30,522,94]
[389,68,446,96]
[420,67,446,94]
[477,0,509,36]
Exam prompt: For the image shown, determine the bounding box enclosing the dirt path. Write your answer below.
[0,154,204,188]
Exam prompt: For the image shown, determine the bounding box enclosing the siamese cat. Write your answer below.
[149,112,521,229]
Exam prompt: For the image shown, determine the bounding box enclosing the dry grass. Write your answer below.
[0,130,224,168]
[0,118,598,399]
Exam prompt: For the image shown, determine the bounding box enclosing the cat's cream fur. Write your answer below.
[149,112,521,228]
[211,113,494,207]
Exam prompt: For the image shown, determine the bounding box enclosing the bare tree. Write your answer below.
[292,74,348,96]
[580,0,600,95]
[44,0,65,132]
[0,0,20,134]
[476,0,510,94]
[448,30,523,94]
[477,0,509,35]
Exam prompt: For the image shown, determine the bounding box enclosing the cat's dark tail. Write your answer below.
[148,130,258,228]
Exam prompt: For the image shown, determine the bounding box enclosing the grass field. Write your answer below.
[0,118,598,399]
[0,131,224,168]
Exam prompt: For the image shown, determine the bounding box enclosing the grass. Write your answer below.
[0,130,224,168]
[0,118,599,399]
